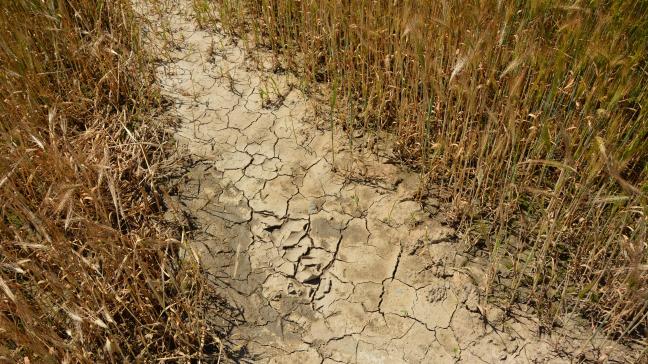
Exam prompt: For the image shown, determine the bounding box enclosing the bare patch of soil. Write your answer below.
[150,1,638,362]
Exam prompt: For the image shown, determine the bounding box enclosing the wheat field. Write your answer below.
[0,0,218,361]
[1,0,646,360]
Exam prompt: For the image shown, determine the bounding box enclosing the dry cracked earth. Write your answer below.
[149,2,638,363]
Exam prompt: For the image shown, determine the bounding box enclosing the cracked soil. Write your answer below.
[149,2,639,363]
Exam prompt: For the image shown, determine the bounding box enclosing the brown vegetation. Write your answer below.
[0,0,218,361]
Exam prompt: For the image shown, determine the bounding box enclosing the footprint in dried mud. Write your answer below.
[149,1,638,363]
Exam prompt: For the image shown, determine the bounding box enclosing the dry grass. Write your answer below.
[216,0,647,341]
[0,0,221,362]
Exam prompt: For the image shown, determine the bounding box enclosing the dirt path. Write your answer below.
[150,1,634,362]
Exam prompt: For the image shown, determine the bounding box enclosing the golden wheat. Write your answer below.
[0,0,220,361]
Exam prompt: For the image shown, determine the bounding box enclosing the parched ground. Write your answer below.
[148,1,637,362]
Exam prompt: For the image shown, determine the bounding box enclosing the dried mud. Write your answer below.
[150,2,637,362]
